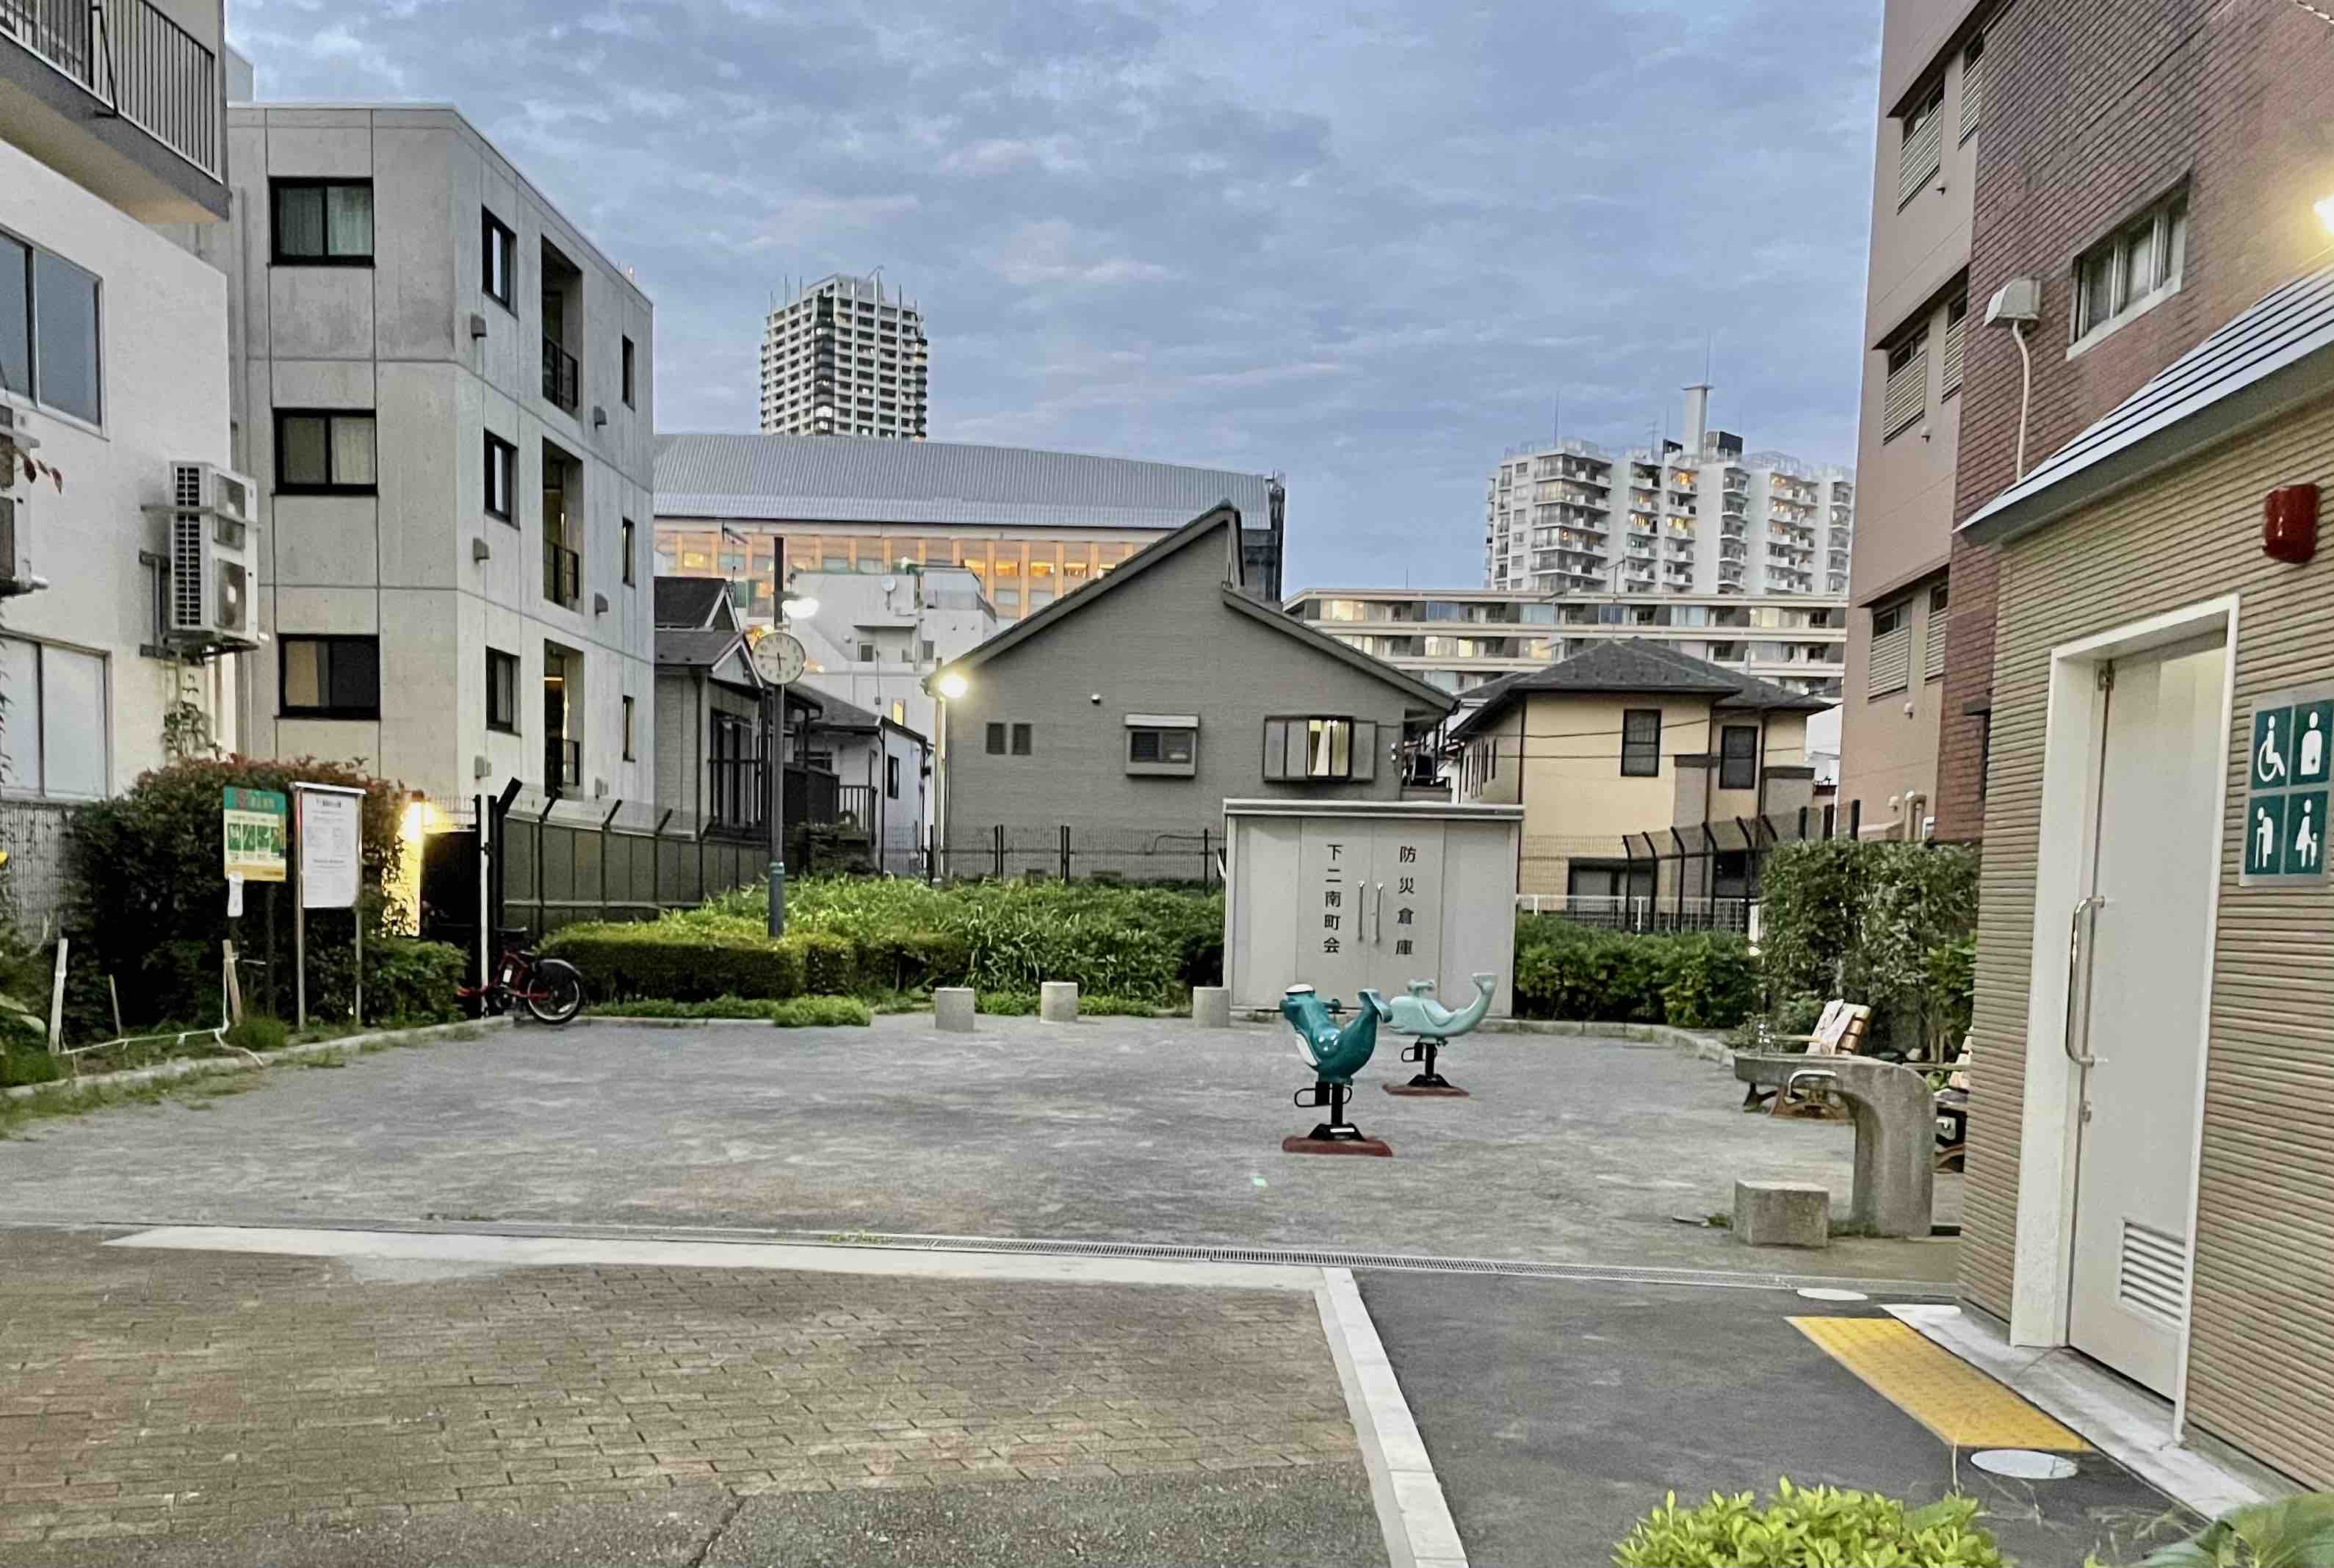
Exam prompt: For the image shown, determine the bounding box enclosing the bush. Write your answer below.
[224,1015,289,1053]
[973,991,1175,1018]
[770,996,872,1028]
[1614,1481,2004,1567]
[2136,1493,2334,1567]
[1513,918,1760,1030]
[1759,841,1979,1058]
[305,936,467,1026]
[585,994,872,1027]
[1,1048,59,1088]
[546,921,807,1002]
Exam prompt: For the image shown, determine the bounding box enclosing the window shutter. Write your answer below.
[1898,100,1943,208]
[1350,720,1378,783]
[1959,42,1984,142]
[1262,718,1291,781]
[1941,312,1966,394]
[1885,346,1927,438]
[1924,613,1950,682]
[1870,626,1913,695]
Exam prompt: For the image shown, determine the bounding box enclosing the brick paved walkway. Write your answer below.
[0,1231,1363,1556]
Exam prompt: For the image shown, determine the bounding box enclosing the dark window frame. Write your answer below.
[482,207,516,307]
[483,430,516,521]
[1719,724,1759,790]
[1126,724,1199,776]
[622,695,636,760]
[885,754,900,799]
[1011,722,1033,756]
[0,225,104,427]
[274,409,377,495]
[621,336,637,408]
[621,517,636,585]
[1873,601,1907,638]
[270,178,375,267]
[985,722,1006,756]
[485,648,519,734]
[1620,709,1663,777]
[278,635,381,720]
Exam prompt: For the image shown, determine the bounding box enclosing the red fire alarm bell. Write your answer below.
[2265,483,2319,564]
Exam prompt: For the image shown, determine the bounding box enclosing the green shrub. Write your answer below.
[770,996,872,1028]
[973,991,1171,1018]
[2137,1493,2334,1567]
[546,922,806,1002]
[1613,1481,2004,1567]
[1758,841,1979,1057]
[224,1015,289,1053]
[1,1048,59,1088]
[1513,919,1759,1030]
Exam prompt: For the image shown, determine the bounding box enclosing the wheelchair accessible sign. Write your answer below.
[2242,686,2334,884]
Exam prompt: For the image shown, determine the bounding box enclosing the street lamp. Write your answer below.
[935,670,968,701]
[922,669,968,878]
[2316,193,2334,237]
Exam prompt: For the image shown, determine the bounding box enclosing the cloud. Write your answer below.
[225,0,1879,588]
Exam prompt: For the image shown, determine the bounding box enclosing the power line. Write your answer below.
[2285,0,2334,27]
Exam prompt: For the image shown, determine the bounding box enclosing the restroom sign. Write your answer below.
[2241,686,2334,884]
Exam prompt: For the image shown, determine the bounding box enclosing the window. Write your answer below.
[621,518,636,585]
[1929,582,1950,614]
[1719,726,1759,790]
[483,431,515,520]
[1621,709,1662,777]
[1262,717,1379,783]
[280,635,380,719]
[485,648,519,733]
[855,640,878,662]
[1011,723,1032,756]
[1959,32,1984,142]
[985,722,1005,755]
[1941,296,1968,395]
[1870,600,1914,696]
[622,696,636,760]
[271,179,374,264]
[1127,718,1199,777]
[1873,602,1905,637]
[0,637,106,799]
[0,231,102,424]
[276,411,377,493]
[886,755,901,798]
[1883,330,1926,441]
[621,336,637,407]
[1898,84,1943,209]
[482,209,515,306]
[2073,192,2188,347]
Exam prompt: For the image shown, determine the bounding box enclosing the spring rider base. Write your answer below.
[1384,1038,1470,1096]
[1283,1079,1392,1156]
[1278,985,1393,1157]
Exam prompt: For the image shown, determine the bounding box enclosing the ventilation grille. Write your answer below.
[171,513,204,629]
[2117,1219,2189,1327]
[173,462,202,509]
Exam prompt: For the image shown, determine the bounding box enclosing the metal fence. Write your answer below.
[1517,803,1849,934]
[1517,893,1753,934]
[933,825,1224,885]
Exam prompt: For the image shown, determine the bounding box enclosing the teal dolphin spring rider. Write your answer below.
[1382,973,1498,1096]
[1279,984,1394,1156]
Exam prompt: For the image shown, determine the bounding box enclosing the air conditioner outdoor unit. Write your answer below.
[155,460,259,649]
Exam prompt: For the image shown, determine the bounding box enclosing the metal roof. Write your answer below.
[655,433,1277,530]
[1962,264,2334,544]
[653,576,731,629]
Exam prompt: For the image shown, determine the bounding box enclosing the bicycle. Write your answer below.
[458,928,585,1025]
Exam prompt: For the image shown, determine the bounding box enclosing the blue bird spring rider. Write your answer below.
[1279,984,1393,1156]
[1382,972,1498,1096]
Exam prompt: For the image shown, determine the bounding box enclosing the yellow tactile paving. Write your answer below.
[1789,1316,2092,1452]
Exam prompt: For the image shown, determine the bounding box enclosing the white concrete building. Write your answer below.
[1486,386,1854,601]
[786,565,995,754]
[1287,588,1845,701]
[758,273,927,439]
[194,103,657,816]
[0,0,239,871]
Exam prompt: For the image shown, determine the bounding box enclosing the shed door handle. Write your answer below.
[2064,895,2106,1068]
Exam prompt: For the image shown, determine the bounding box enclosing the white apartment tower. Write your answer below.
[1486,386,1854,601]
[758,274,928,439]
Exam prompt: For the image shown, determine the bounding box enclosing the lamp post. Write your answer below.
[752,578,816,936]
[922,668,967,882]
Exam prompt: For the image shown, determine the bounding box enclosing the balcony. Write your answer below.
[545,737,581,790]
[541,336,579,413]
[543,538,580,609]
[0,0,225,217]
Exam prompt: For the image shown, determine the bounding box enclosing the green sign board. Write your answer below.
[2240,688,2334,886]
[223,787,289,883]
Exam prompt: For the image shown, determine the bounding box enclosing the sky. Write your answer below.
[227,0,1884,592]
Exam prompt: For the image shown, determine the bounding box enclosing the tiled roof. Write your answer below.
[654,576,730,629]
[1451,640,1826,740]
[1963,264,2334,543]
[656,433,1276,530]
[654,628,744,668]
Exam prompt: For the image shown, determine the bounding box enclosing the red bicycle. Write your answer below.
[458,928,585,1025]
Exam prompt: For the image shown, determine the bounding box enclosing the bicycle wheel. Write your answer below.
[523,958,585,1025]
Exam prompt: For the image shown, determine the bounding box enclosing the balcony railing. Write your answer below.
[543,539,580,609]
[542,336,579,412]
[545,738,581,790]
[1,0,223,177]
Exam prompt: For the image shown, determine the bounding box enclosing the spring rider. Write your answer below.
[1382,972,1498,1097]
[1279,984,1394,1156]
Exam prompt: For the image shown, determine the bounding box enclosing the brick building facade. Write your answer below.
[1936,0,2334,839]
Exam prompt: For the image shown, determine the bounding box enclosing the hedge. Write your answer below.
[1513,918,1760,1030]
[1759,839,1978,1057]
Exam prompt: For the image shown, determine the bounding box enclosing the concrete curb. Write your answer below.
[1316,1268,1467,1568]
[577,1015,784,1030]
[1235,1011,1732,1061]
[2,1017,513,1103]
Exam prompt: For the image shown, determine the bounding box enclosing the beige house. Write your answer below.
[1450,642,1826,906]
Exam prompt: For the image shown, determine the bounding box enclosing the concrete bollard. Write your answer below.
[1191,986,1232,1028]
[1039,981,1080,1023]
[1733,1179,1831,1249]
[933,988,976,1033]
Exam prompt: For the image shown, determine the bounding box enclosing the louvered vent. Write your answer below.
[171,513,205,630]
[2117,1219,2189,1328]
[174,462,202,509]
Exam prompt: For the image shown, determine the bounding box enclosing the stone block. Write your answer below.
[1039,982,1079,1023]
[1191,986,1231,1028]
[933,989,976,1033]
[1733,1179,1829,1249]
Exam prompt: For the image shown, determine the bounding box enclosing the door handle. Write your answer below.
[2063,895,2106,1068]
[1376,883,1387,946]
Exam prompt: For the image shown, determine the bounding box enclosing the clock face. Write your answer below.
[752,632,806,684]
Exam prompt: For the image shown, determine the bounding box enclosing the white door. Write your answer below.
[2067,638,2224,1394]
[1361,820,1445,997]
[1296,818,1376,1004]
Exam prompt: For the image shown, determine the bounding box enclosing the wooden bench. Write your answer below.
[1933,1036,1973,1171]
[1741,1000,1872,1115]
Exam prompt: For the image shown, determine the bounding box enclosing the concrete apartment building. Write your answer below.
[1486,387,1854,601]
[0,0,237,919]
[1835,0,1986,840]
[654,433,1286,620]
[757,272,927,439]
[1287,588,1844,701]
[781,565,994,759]
[192,103,657,816]
[1906,0,2334,1496]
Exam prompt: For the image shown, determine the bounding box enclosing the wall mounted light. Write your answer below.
[2316,195,2334,237]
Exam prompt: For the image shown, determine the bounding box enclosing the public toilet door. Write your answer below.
[1294,818,1445,1003]
[2066,637,2223,1395]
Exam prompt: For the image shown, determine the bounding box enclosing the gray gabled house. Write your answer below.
[931,507,1456,878]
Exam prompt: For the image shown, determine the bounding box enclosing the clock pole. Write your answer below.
[751,624,807,939]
